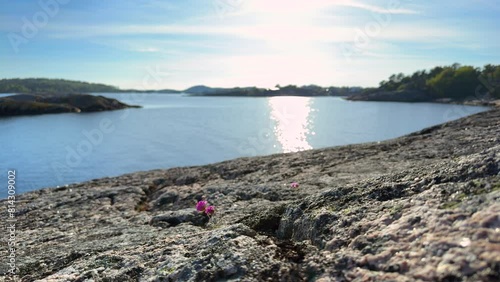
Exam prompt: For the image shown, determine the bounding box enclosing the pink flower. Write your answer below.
[196,200,208,212]
[290,182,299,188]
[205,206,216,216]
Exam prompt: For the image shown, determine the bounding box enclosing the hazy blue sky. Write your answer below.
[1,0,499,90]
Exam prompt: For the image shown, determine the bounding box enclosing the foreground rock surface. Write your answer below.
[1,109,499,281]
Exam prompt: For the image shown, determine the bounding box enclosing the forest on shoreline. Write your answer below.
[373,63,500,100]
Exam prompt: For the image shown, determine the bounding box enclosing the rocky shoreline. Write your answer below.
[345,90,433,102]
[345,90,500,107]
[1,108,499,281]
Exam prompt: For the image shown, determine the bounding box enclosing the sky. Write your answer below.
[0,0,499,90]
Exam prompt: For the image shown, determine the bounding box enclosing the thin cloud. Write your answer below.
[336,0,419,14]
[138,0,178,11]
[47,24,238,38]
[47,23,457,44]
[135,47,161,53]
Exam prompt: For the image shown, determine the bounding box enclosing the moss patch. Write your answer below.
[158,265,176,275]
[389,204,404,217]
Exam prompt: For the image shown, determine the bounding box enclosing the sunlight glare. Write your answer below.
[268,96,313,153]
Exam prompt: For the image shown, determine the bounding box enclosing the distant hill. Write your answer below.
[0,78,119,94]
[0,78,364,97]
[119,88,180,94]
[0,78,181,94]
[183,85,232,94]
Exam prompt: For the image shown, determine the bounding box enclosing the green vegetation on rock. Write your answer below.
[374,63,500,100]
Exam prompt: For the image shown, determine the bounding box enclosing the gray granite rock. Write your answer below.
[1,109,499,281]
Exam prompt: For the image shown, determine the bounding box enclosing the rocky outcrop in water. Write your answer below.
[1,109,499,281]
[0,94,139,117]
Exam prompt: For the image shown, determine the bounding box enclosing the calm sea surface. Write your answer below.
[0,93,488,194]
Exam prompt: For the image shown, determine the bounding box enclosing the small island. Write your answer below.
[0,94,140,117]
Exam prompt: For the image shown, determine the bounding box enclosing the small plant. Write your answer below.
[205,205,215,216]
[196,200,208,212]
[290,182,299,188]
[196,200,216,217]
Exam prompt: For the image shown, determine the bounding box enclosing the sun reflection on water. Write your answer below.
[268,96,313,153]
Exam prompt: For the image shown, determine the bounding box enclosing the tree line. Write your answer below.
[376,63,500,99]
[0,78,119,94]
[2,64,499,99]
